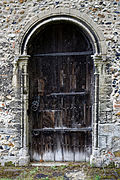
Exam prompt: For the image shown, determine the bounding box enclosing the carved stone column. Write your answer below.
[93,55,102,149]
[90,55,102,165]
[17,55,30,166]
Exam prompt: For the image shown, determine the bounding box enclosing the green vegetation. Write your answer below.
[0,162,120,180]
[0,179,12,180]
[114,151,120,157]
[5,162,15,167]
[95,175,100,180]
[51,166,57,170]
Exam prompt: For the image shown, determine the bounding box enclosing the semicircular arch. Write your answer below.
[17,8,106,56]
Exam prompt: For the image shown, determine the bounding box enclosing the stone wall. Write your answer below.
[0,0,120,166]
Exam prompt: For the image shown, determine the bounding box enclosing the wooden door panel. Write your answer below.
[32,131,92,161]
[30,56,92,161]
[29,22,93,162]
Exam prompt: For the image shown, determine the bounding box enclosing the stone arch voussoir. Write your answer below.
[17,8,106,56]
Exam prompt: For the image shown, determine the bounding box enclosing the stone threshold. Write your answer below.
[31,162,72,167]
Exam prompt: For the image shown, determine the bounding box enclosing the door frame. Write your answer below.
[15,8,107,165]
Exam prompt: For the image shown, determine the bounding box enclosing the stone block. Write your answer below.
[19,156,30,166]
[99,124,114,136]
[0,102,5,108]
[99,136,107,148]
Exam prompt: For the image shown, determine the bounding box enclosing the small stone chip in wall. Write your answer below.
[19,0,27,3]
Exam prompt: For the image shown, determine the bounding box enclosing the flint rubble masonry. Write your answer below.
[0,0,120,167]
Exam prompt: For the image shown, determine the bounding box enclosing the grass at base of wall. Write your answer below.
[0,162,120,180]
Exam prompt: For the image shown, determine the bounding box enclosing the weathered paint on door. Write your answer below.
[28,22,94,162]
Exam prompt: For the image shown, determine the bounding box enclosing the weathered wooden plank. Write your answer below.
[29,22,93,162]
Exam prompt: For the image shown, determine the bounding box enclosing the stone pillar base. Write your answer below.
[19,155,30,166]
[90,155,102,167]
[90,148,102,167]
[18,148,30,166]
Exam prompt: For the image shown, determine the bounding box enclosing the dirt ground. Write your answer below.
[0,162,120,180]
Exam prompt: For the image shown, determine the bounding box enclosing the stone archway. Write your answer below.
[15,8,106,165]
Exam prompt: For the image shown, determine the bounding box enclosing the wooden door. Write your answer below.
[28,22,94,162]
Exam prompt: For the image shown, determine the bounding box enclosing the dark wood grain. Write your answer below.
[28,22,94,162]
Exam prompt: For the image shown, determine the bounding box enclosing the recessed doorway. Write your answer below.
[28,21,94,162]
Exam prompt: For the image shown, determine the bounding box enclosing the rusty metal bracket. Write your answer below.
[31,96,40,112]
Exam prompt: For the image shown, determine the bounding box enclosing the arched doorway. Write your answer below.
[27,21,94,162]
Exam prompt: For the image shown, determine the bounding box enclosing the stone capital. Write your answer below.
[92,54,107,63]
[92,54,107,75]
[92,54,102,63]
[18,55,30,64]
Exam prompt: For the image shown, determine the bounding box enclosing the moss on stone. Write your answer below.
[5,161,15,167]
[0,163,120,180]
[114,151,120,157]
